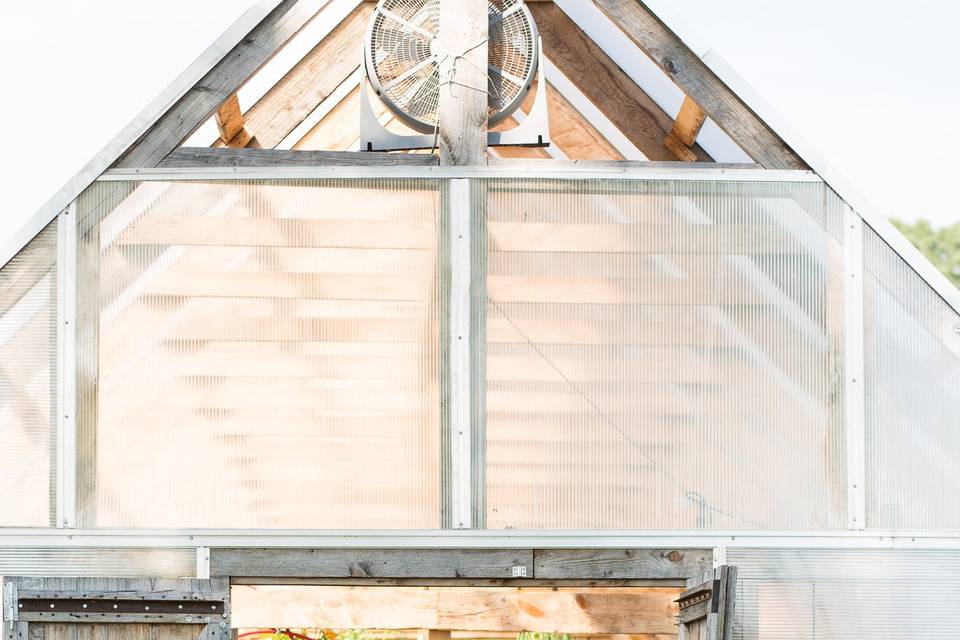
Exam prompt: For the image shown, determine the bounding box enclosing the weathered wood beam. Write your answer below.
[593,0,806,169]
[210,548,533,578]
[114,0,330,168]
[231,585,680,634]
[225,3,373,150]
[437,0,488,165]
[664,95,706,162]
[533,549,713,580]
[215,94,254,147]
[529,4,709,162]
[159,147,438,167]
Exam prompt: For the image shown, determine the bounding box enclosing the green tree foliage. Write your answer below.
[891,218,960,287]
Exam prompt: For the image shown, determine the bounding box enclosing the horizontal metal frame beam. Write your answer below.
[98,164,817,181]
[2,530,960,550]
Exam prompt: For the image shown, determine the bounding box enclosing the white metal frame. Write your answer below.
[55,204,78,529]
[843,208,866,530]
[96,166,817,182]
[1,529,960,550]
[448,179,473,529]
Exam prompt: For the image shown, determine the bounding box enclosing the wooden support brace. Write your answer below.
[664,96,706,162]
[215,94,254,147]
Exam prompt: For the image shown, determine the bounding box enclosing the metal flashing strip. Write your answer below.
[97,165,818,182]
[1,530,960,550]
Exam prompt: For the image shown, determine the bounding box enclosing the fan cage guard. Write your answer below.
[364,0,539,134]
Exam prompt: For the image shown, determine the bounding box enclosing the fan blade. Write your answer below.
[488,63,525,90]
[378,7,435,40]
[396,63,438,111]
[383,56,437,91]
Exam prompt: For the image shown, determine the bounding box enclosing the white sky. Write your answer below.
[1,0,958,246]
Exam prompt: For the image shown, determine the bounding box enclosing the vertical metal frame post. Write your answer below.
[55,202,78,528]
[449,179,473,529]
[843,207,866,530]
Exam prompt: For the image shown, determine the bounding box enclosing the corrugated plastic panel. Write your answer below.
[0,547,195,578]
[0,221,58,527]
[75,180,443,528]
[863,225,960,529]
[482,179,847,529]
[728,547,960,639]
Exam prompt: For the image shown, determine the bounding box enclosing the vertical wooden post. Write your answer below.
[437,0,488,165]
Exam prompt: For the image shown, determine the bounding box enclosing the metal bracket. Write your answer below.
[675,578,719,625]
[13,594,227,624]
[360,37,550,151]
[4,582,17,623]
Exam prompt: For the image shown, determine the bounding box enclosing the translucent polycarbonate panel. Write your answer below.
[76,180,442,528]
[0,547,195,578]
[0,221,58,527]
[864,226,960,529]
[482,179,847,529]
[728,547,960,639]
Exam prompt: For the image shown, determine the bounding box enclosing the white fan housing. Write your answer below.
[364,0,541,134]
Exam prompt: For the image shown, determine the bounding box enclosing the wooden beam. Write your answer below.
[533,549,713,580]
[114,0,329,168]
[664,96,707,162]
[159,147,438,167]
[215,94,254,147]
[671,96,708,147]
[437,0,488,165]
[210,548,533,578]
[529,4,709,162]
[225,3,373,150]
[231,585,680,634]
[593,0,806,169]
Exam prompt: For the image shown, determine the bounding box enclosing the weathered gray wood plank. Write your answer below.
[718,565,737,640]
[114,0,330,168]
[437,0,488,165]
[534,548,712,580]
[593,0,806,170]
[158,147,438,168]
[210,549,533,579]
